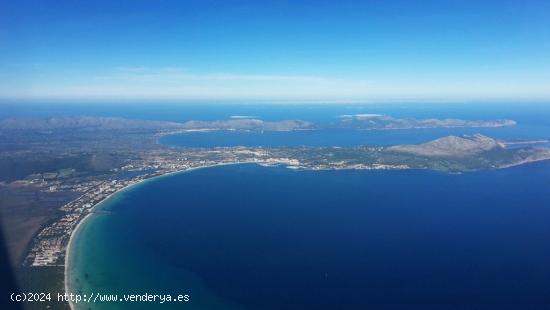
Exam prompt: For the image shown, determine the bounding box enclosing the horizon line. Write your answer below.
[1,96,550,105]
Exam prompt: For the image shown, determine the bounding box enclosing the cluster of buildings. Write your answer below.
[24,180,127,266]
[22,148,271,267]
[23,146,408,267]
[295,162,410,171]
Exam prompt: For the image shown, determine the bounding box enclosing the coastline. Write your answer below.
[61,154,550,309]
[63,162,249,310]
[56,157,550,310]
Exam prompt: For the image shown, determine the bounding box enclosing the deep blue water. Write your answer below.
[69,162,550,309]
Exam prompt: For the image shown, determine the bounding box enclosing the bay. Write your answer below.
[68,162,550,309]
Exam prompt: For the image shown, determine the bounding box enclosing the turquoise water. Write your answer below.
[68,162,550,309]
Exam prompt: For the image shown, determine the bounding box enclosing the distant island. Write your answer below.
[335,114,516,130]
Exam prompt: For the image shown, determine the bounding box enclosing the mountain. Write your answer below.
[0,117,185,131]
[336,114,516,130]
[386,134,503,158]
[2,115,516,132]
[0,117,313,132]
[180,119,313,131]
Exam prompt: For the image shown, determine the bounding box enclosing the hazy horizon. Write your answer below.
[1,0,550,102]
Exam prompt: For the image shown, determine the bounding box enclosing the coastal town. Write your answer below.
[21,145,414,268]
[21,147,273,267]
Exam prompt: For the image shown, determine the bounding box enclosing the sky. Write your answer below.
[1,0,549,102]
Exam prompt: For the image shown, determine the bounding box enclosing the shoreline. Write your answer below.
[61,155,550,309]
[63,162,249,310]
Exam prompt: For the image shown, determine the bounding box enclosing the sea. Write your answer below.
[4,101,550,309]
[66,163,550,309]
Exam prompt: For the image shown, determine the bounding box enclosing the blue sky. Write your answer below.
[1,0,549,101]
